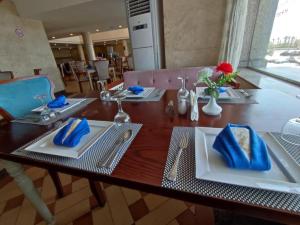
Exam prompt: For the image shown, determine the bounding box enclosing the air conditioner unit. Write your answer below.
[125,0,164,71]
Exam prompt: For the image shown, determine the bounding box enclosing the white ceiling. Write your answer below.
[12,0,128,38]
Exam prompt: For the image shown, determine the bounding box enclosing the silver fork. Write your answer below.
[167,134,189,181]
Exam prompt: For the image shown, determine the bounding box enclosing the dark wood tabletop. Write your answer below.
[0,89,300,223]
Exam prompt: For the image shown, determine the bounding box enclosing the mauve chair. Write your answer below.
[0,76,106,206]
[123,67,218,89]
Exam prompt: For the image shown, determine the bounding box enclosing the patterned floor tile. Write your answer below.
[3,194,24,213]
[0,166,281,225]
[121,187,142,206]
[135,199,187,225]
[73,212,93,225]
[15,198,36,225]
[0,207,21,225]
[92,204,114,225]
[0,202,5,215]
[72,178,89,192]
[55,199,90,225]
[128,199,149,221]
[54,186,91,213]
[143,194,169,211]
[105,186,133,225]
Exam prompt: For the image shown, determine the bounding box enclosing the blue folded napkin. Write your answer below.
[218,87,227,93]
[213,123,271,171]
[53,118,90,147]
[47,95,69,108]
[128,85,144,95]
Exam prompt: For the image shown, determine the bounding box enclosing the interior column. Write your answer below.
[122,39,129,57]
[82,32,96,62]
[77,44,86,62]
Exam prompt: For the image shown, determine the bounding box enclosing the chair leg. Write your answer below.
[88,179,106,207]
[48,170,64,198]
[78,82,83,93]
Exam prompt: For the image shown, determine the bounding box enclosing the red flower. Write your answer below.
[216,62,233,74]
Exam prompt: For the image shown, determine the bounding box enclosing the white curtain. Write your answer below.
[218,0,248,70]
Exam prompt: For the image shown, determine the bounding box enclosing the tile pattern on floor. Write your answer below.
[0,167,214,225]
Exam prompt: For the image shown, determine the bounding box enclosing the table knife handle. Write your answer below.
[99,141,123,168]
[167,149,183,181]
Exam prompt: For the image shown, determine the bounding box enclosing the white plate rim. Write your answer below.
[24,120,113,159]
[194,127,300,194]
[32,98,86,113]
[125,87,155,98]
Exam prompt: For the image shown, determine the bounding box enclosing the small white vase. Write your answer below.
[202,97,222,116]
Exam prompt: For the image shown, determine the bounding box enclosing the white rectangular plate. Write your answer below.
[195,127,300,194]
[196,87,240,99]
[126,87,155,98]
[32,98,86,113]
[24,120,113,159]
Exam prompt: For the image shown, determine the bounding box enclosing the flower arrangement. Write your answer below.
[196,62,238,99]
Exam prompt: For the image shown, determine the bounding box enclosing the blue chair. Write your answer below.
[0,75,67,198]
[0,76,107,206]
[0,75,54,119]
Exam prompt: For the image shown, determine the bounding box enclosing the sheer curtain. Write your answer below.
[219,0,248,70]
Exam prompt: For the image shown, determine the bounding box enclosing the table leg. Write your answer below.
[2,160,55,225]
[88,179,106,207]
[87,71,94,91]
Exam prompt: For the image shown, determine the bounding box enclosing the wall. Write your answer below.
[163,0,226,69]
[0,0,64,91]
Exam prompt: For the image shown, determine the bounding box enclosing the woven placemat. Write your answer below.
[12,98,96,126]
[104,89,165,102]
[162,127,300,213]
[269,132,300,166]
[12,123,142,175]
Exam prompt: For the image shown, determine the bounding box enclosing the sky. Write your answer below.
[270,0,300,40]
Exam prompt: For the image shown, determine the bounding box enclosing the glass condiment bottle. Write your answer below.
[177,77,189,115]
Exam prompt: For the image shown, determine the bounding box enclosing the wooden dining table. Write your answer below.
[0,89,299,224]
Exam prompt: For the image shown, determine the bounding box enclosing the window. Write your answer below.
[251,0,300,84]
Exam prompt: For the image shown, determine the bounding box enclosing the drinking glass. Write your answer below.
[34,94,55,121]
[281,117,300,146]
[112,93,131,127]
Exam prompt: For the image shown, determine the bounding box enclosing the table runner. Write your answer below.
[161,127,300,213]
[12,98,96,126]
[12,123,142,175]
[198,90,257,104]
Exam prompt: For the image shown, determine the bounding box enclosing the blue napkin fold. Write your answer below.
[128,85,144,95]
[53,118,90,147]
[212,123,271,171]
[47,95,69,108]
[218,87,227,93]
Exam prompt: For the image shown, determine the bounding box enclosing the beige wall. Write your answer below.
[163,0,226,68]
[0,0,64,91]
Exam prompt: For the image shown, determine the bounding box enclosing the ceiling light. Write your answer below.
[54,43,57,46]
[96,29,100,32]
[52,36,55,39]
[69,33,73,36]
[118,25,122,28]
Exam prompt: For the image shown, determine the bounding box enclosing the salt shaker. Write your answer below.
[177,77,189,115]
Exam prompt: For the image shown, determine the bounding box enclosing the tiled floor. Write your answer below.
[0,167,215,225]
